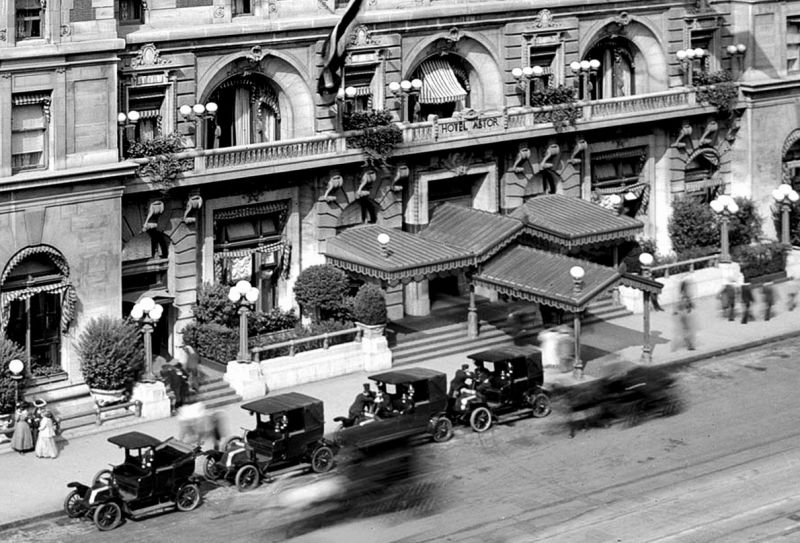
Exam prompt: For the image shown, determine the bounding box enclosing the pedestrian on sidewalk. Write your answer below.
[720,281,737,321]
[10,402,33,454]
[182,345,201,394]
[671,277,695,351]
[762,281,776,321]
[740,282,754,324]
[787,279,799,311]
[34,410,59,459]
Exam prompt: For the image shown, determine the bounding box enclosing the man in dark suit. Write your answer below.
[740,282,754,324]
[448,364,471,397]
[347,383,375,421]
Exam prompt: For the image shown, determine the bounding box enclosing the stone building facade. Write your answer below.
[1,0,799,387]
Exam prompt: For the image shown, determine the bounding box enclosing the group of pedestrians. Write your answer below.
[10,399,59,458]
[719,279,789,324]
[157,345,202,413]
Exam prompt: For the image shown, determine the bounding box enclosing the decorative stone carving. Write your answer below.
[268,0,277,12]
[59,24,71,37]
[183,193,203,225]
[672,121,694,149]
[442,152,473,176]
[512,145,531,174]
[532,9,558,28]
[569,139,588,165]
[392,163,409,192]
[143,200,165,232]
[321,170,344,202]
[246,45,266,64]
[356,168,377,198]
[614,11,632,28]
[213,4,225,17]
[539,143,560,170]
[0,29,7,41]
[726,113,742,143]
[699,119,718,146]
[131,44,171,68]
[350,25,381,47]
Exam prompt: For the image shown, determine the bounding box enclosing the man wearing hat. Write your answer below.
[347,383,376,421]
[448,364,471,398]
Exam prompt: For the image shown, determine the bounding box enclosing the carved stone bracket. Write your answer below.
[442,152,473,176]
[321,170,343,202]
[356,168,377,198]
[672,121,694,150]
[569,139,588,165]
[392,164,409,192]
[699,119,718,146]
[725,113,742,142]
[512,144,531,174]
[183,193,203,225]
[350,25,382,47]
[246,45,266,65]
[143,200,166,232]
[540,143,561,170]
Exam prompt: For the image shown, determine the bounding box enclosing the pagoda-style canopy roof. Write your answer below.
[322,224,473,284]
[420,203,524,263]
[472,245,658,312]
[510,194,643,249]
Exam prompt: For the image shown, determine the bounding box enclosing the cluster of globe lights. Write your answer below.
[676,48,707,61]
[117,110,141,124]
[179,102,218,117]
[726,44,747,55]
[130,296,164,322]
[388,79,423,94]
[709,194,739,215]
[228,280,260,304]
[512,66,546,79]
[772,183,800,204]
[569,59,601,73]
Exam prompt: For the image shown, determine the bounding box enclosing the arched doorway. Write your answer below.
[0,246,76,377]
[783,136,800,191]
[408,56,471,121]
[205,73,281,149]
[584,37,638,100]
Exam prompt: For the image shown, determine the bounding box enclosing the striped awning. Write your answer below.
[418,58,468,105]
[214,200,289,221]
[350,86,372,96]
[13,93,51,106]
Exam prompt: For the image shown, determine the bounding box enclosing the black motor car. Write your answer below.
[63,432,202,531]
[449,346,552,432]
[203,392,336,491]
[334,368,454,448]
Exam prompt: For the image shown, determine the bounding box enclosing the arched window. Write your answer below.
[408,56,471,121]
[336,200,377,234]
[584,38,636,100]
[206,74,281,149]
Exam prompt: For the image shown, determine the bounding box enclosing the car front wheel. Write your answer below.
[93,502,122,531]
[528,392,552,418]
[235,464,260,492]
[63,490,86,518]
[176,483,201,511]
[203,456,224,482]
[431,417,454,442]
[310,446,334,473]
[469,407,493,433]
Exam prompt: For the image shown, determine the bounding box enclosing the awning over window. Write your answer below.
[417,58,468,105]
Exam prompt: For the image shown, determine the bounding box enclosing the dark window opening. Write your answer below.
[15,0,42,39]
[232,0,251,15]
[119,0,144,23]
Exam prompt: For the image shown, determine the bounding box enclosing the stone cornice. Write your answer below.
[0,39,126,62]
[0,162,137,195]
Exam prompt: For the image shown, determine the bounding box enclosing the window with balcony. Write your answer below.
[527,46,559,90]
[11,94,50,173]
[408,56,470,121]
[206,74,280,148]
[690,29,718,73]
[119,0,144,23]
[232,0,252,16]
[788,18,800,72]
[127,89,166,141]
[343,64,378,113]
[584,38,636,100]
[15,0,43,40]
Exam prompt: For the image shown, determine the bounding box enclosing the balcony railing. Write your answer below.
[134,88,707,180]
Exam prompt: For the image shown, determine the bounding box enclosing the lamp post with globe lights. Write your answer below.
[228,280,260,363]
[130,297,164,383]
[388,79,422,122]
[570,59,600,99]
[639,253,655,364]
[512,65,548,106]
[772,184,800,246]
[725,43,747,75]
[179,102,218,149]
[8,359,24,404]
[676,48,707,86]
[570,265,585,378]
[117,110,140,159]
[709,195,739,263]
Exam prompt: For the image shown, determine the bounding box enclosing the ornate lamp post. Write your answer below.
[117,110,140,159]
[228,280,260,363]
[710,195,739,263]
[512,65,548,106]
[8,359,24,404]
[130,297,163,383]
[179,102,218,149]
[569,59,600,99]
[570,265,585,379]
[639,252,654,364]
[676,48,706,86]
[388,79,422,122]
[772,183,800,246]
[725,43,747,75]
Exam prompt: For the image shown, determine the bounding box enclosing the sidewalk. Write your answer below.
[2,280,799,529]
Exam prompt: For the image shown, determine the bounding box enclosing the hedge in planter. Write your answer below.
[181,322,239,364]
[733,242,787,280]
[0,336,26,414]
[76,316,144,392]
[353,283,387,325]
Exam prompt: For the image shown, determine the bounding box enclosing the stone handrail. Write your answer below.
[250,326,362,361]
[583,89,694,120]
[650,254,722,278]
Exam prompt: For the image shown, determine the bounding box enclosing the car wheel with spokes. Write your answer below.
[176,483,201,511]
[63,490,86,518]
[528,392,552,418]
[432,417,454,442]
[92,469,112,486]
[235,464,260,492]
[203,456,224,481]
[93,502,122,531]
[310,446,334,473]
[469,407,493,433]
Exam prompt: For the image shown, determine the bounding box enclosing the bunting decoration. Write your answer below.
[317,0,365,95]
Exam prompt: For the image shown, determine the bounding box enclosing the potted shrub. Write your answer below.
[77,316,144,406]
[352,283,387,339]
[293,264,349,323]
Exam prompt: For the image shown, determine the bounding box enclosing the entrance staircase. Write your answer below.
[390,293,631,367]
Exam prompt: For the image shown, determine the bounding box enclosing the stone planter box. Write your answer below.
[745,270,787,285]
[89,388,127,407]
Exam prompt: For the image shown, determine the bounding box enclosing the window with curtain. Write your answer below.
[208,75,280,148]
[343,64,378,112]
[119,0,144,23]
[410,57,470,122]
[691,29,717,73]
[788,18,800,72]
[232,0,251,15]
[15,0,42,39]
[11,97,48,172]
[527,45,559,90]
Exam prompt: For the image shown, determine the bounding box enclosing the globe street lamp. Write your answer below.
[512,65,548,106]
[676,48,706,86]
[8,359,24,404]
[130,297,164,383]
[639,252,654,364]
[725,43,747,75]
[179,102,218,149]
[570,265,585,379]
[772,183,800,246]
[228,280,260,363]
[117,110,140,159]
[388,79,423,122]
[709,195,739,263]
[569,58,600,99]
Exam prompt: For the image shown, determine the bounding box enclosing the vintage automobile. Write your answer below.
[449,346,552,432]
[334,367,454,448]
[63,431,202,531]
[203,392,336,491]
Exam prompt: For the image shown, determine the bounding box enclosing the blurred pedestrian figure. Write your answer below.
[720,281,736,321]
[11,402,33,454]
[787,279,799,311]
[740,282,754,324]
[555,325,574,372]
[672,296,695,351]
[679,277,694,312]
[152,355,168,379]
[651,291,664,311]
[35,410,59,459]
[762,281,776,321]
[182,345,201,394]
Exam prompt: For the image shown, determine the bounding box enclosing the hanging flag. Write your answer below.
[317,0,365,95]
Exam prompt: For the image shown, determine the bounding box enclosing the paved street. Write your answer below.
[4,336,800,543]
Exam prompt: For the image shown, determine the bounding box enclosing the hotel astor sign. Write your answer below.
[438,109,500,134]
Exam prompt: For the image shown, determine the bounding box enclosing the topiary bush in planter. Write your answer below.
[0,336,26,415]
[293,264,349,323]
[668,197,720,253]
[181,322,239,364]
[733,242,787,281]
[76,316,144,392]
[353,283,387,325]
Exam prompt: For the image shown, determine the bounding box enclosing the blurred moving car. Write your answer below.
[63,431,202,531]
[203,392,336,491]
[449,346,552,432]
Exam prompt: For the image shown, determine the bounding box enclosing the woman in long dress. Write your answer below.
[35,411,58,459]
[11,403,34,454]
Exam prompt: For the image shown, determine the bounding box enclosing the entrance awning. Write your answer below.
[510,194,643,249]
[322,225,474,284]
[417,58,468,105]
[122,288,174,305]
[472,245,624,312]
